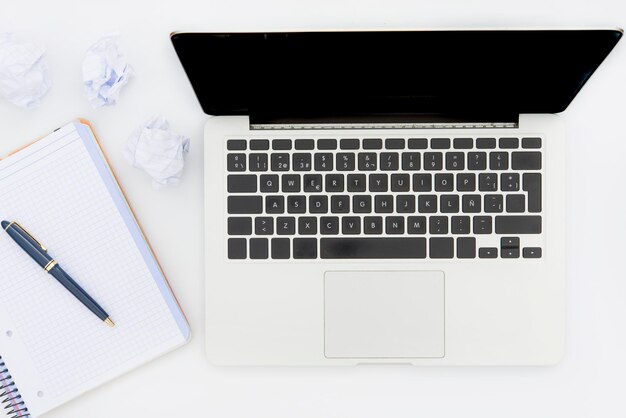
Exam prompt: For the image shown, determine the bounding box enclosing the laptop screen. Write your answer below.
[171,30,622,119]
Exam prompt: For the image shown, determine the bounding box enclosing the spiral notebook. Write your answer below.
[0,120,190,418]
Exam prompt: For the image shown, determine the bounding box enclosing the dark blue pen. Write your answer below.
[2,220,114,327]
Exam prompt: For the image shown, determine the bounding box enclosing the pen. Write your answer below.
[1,220,115,327]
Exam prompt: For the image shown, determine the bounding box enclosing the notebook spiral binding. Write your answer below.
[0,356,30,418]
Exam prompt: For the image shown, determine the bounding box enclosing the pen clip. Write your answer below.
[10,222,47,252]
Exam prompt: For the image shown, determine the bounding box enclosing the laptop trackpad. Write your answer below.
[324,271,445,359]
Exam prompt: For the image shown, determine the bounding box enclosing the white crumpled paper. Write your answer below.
[82,35,133,108]
[0,33,50,108]
[124,115,190,188]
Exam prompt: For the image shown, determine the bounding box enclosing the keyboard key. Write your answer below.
[429,237,453,258]
[495,216,542,234]
[320,216,339,234]
[467,152,487,170]
[255,217,273,235]
[317,138,337,150]
[424,152,443,170]
[396,195,415,213]
[476,138,496,149]
[375,195,394,213]
[325,174,344,192]
[272,139,292,150]
[250,139,269,150]
[440,195,459,213]
[429,216,448,234]
[295,139,314,150]
[391,174,410,192]
[260,174,279,192]
[501,173,520,191]
[314,153,333,171]
[462,194,481,213]
[369,174,388,192]
[457,237,476,258]
[473,216,492,234]
[501,248,519,258]
[413,174,432,191]
[309,196,328,213]
[342,217,361,234]
[304,174,323,192]
[287,196,306,213]
[479,247,498,258]
[478,173,498,191]
[484,194,504,213]
[228,217,252,235]
[331,195,350,213]
[523,247,542,258]
[499,137,519,149]
[320,238,426,259]
[282,175,301,192]
[380,152,399,170]
[431,138,450,149]
[353,195,372,213]
[363,138,382,149]
[453,138,473,149]
[347,174,366,192]
[434,173,453,191]
[522,137,542,149]
[336,153,356,171]
[271,238,290,259]
[340,138,360,149]
[271,153,290,171]
[512,152,541,170]
[451,216,470,234]
[293,238,317,259]
[385,138,405,149]
[418,195,437,213]
[228,196,262,214]
[402,152,420,170]
[407,216,427,234]
[501,236,519,249]
[358,153,378,170]
[523,173,542,212]
[364,216,383,234]
[292,153,312,171]
[227,153,246,171]
[506,194,525,213]
[489,152,508,170]
[298,216,317,235]
[386,217,405,234]
[408,138,428,149]
[446,152,464,170]
[265,196,284,214]
[276,217,296,235]
[228,238,246,259]
[227,175,257,193]
[457,173,476,191]
[250,238,268,259]
[227,139,246,150]
[249,154,268,172]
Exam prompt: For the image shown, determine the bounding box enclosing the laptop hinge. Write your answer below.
[249,113,519,130]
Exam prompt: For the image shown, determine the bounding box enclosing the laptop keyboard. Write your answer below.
[226,137,543,260]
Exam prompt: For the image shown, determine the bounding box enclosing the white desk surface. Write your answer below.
[1,0,625,417]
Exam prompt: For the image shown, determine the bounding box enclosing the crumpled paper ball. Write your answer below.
[82,34,133,108]
[0,33,51,108]
[124,115,190,188]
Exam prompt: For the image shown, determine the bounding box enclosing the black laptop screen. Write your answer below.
[171,30,622,118]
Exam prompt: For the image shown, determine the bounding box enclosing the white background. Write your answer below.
[1,0,625,417]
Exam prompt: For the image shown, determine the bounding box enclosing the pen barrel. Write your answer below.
[5,224,52,268]
[49,265,110,322]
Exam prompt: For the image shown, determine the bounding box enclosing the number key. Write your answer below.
[271,153,290,171]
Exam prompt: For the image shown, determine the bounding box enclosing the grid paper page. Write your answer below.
[0,124,185,401]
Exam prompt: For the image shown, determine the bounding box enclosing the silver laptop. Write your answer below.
[171,29,622,365]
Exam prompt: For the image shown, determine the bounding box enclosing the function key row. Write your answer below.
[226,137,542,151]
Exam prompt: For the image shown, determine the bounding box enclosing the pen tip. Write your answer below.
[104,318,115,327]
[1,221,9,230]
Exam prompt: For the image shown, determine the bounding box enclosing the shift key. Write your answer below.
[495,216,542,234]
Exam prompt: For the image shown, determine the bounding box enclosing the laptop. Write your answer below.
[171,29,622,365]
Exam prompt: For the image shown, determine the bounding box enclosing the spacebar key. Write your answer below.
[320,238,426,259]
